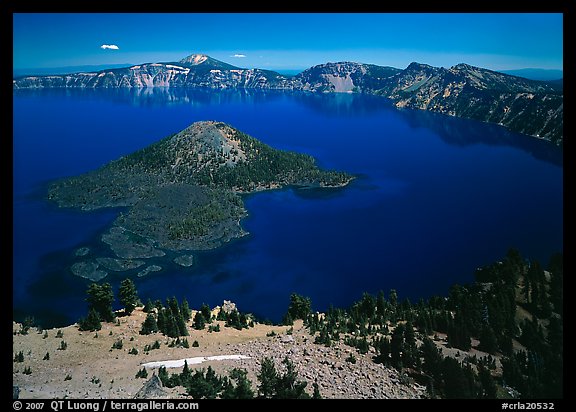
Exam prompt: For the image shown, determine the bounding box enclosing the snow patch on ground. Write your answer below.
[141,355,251,369]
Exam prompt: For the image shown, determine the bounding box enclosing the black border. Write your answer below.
[7,2,571,405]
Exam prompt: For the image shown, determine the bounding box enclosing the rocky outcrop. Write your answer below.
[220,300,237,314]
[292,61,400,93]
[133,374,168,399]
[377,62,563,144]
[231,327,426,399]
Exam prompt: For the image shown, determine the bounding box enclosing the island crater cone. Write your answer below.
[47,121,354,281]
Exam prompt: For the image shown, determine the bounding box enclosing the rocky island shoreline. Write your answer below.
[48,121,354,281]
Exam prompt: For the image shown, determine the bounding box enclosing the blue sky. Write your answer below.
[13,13,563,71]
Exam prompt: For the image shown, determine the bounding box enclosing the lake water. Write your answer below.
[12,88,563,327]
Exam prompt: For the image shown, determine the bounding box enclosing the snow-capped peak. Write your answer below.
[179,54,208,65]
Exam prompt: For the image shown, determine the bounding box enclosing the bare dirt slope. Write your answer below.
[13,308,425,399]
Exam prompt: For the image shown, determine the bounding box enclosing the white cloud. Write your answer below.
[100,44,119,50]
[231,54,246,58]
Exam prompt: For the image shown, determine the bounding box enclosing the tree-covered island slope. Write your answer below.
[48,121,353,278]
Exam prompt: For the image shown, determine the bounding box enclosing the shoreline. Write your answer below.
[49,173,356,282]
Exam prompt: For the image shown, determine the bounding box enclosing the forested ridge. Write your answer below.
[299,248,563,398]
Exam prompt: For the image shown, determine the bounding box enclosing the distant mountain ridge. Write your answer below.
[498,68,563,81]
[13,54,563,145]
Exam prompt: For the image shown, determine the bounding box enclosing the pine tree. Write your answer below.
[204,366,220,393]
[180,298,191,321]
[86,283,115,323]
[403,320,418,368]
[257,357,278,398]
[78,308,102,331]
[548,252,563,316]
[312,381,322,399]
[119,278,139,316]
[478,325,498,354]
[140,313,159,335]
[359,292,376,320]
[504,248,524,284]
[200,303,211,324]
[287,293,312,320]
[421,336,442,380]
[226,310,241,330]
[228,369,254,399]
[193,312,206,330]
[478,364,497,398]
[14,351,24,363]
[275,357,310,399]
[376,290,387,319]
[448,313,471,351]
[547,316,563,354]
[165,310,179,338]
[356,337,369,354]
[374,336,391,364]
[143,298,154,313]
[20,316,35,335]
[216,308,227,321]
[389,289,398,308]
[240,312,248,328]
[158,367,169,386]
[157,308,167,333]
[523,276,531,304]
[186,370,217,399]
[220,378,235,399]
[391,323,405,369]
[442,357,474,399]
[135,367,148,379]
[167,297,180,318]
[282,311,294,326]
[181,360,191,381]
[176,311,188,336]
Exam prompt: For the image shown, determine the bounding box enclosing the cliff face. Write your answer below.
[291,62,401,93]
[13,63,294,90]
[14,54,563,145]
[378,63,563,144]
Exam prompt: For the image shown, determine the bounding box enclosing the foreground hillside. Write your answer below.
[12,313,424,399]
[13,250,563,399]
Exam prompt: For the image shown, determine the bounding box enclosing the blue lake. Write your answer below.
[13,88,563,327]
